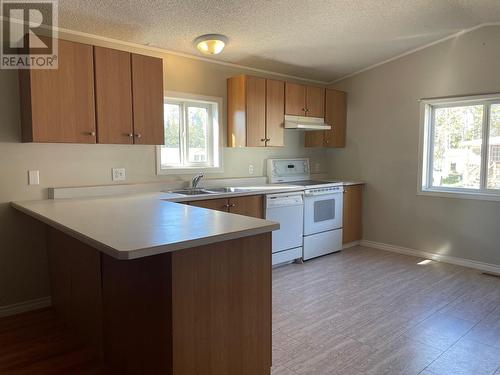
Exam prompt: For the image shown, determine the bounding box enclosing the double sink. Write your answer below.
[170,187,255,196]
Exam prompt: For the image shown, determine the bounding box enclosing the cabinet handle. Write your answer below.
[260,138,266,142]
[126,133,134,137]
[87,131,96,136]
[135,133,142,139]
[229,203,236,208]
[266,138,271,142]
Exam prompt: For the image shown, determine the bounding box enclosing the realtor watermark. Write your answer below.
[1,0,58,69]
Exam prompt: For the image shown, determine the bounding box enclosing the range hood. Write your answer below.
[284,115,331,131]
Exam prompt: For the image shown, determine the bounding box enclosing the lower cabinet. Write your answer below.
[342,185,363,244]
[188,195,264,219]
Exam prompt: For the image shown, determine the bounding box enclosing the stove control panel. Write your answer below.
[305,186,343,196]
[267,158,310,183]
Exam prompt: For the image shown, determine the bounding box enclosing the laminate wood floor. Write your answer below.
[1,246,499,374]
[0,308,107,374]
[271,246,500,375]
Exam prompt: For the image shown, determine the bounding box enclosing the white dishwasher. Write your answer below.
[265,192,304,266]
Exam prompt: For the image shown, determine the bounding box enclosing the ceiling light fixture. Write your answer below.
[194,34,228,55]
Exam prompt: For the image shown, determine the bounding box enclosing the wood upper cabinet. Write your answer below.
[19,39,165,145]
[342,185,363,244]
[324,89,347,147]
[19,39,96,143]
[305,88,347,148]
[94,47,133,144]
[246,76,266,147]
[188,195,264,219]
[227,75,284,148]
[285,82,306,116]
[285,83,325,118]
[306,86,325,117]
[265,79,285,147]
[131,54,165,145]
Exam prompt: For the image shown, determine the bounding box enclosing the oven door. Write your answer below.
[303,192,343,236]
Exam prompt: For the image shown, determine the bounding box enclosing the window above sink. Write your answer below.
[157,91,224,175]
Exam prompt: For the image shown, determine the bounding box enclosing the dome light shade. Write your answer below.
[194,34,228,55]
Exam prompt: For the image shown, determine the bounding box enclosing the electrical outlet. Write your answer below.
[248,164,254,175]
[28,170,40,185]
[112,168,126,181]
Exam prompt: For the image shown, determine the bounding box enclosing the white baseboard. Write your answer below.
[0,297,52,318]
[360,240,500,274]
[342,241,361,250]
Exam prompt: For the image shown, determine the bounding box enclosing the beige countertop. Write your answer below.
[12,180,364,260]
[12,192,280,260]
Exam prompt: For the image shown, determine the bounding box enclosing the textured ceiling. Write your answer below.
[55,0,500,82]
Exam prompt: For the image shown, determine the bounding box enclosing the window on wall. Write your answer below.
[157,93,222,174]
[419,94,500,199]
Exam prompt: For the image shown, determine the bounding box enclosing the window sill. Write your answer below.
[157,166,224,175]
[418,188,500,202]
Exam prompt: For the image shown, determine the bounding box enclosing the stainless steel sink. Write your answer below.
[169,189,214,196]
[168,186,258,196]
[204,187,255,193]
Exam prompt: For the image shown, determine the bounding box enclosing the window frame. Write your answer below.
[156,91,223,175]
[418,93,500,201]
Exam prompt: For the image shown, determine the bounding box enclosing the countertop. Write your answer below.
[12,192,280,260]
[12,181,364,260]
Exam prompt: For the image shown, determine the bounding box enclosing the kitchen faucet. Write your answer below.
[191,172,204,189]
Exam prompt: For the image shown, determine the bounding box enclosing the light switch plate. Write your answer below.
[248,164,254,175]
[28,170,40,185]
[112,168,126,181]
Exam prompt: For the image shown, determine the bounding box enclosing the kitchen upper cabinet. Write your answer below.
[227,75,284,148]
[19,39,96,143]
[245,76,266,147]
[188,195,264,219]
[285,82,306,116]
[342,185,363,244]
[19,39,165,145]
[306,86,325,118]
[131,54,165,145]
[94,47,134,144]
[285,83,325,118]
[265,79,285,147]
[305,88,347,148]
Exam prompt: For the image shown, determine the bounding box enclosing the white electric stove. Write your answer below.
[267,158,344,261]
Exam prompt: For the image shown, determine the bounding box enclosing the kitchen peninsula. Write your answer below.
[12,193,278,375]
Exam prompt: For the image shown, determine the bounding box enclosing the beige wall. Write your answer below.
[0,30,327,307]
[329,25,500,266]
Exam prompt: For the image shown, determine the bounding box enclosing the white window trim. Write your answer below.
[417,93,500,202]
[156,91,224,175]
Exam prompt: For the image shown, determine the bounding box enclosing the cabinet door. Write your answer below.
[227,76,246,147]
[342,185,362,244]
[94,47,133,144]
[305,86,325,118]
[228,195,263,219]
[246,76,266,147]
[265,79,284,147]
[304,131,325,147]
[285,82,306,116]
[21,39,96,143]
[188,199,229,212]
[131,54,164,145]
[324,89,347,148]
